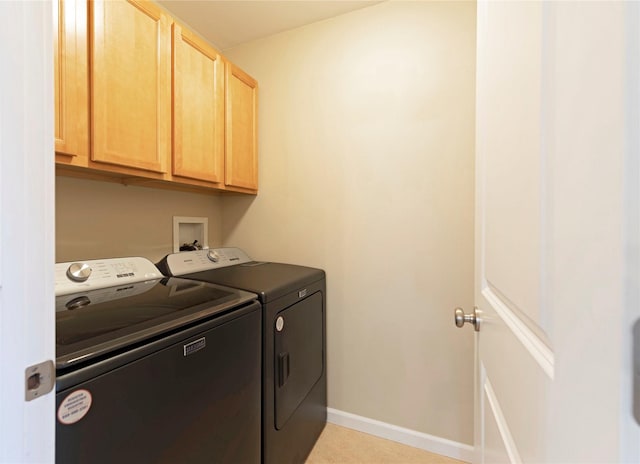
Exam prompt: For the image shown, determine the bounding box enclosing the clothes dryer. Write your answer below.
[158,248,327,464]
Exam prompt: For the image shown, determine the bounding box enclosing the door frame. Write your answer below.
[0,1,55,462]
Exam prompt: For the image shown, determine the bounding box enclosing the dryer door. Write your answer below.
[274,291,324,430]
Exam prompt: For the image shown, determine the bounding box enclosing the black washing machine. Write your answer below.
[55,256,262,464]
[157,248,327,464]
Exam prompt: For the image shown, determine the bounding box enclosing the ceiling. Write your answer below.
[157,0,383,51]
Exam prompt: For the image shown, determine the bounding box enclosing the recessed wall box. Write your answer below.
[173,216,208,253]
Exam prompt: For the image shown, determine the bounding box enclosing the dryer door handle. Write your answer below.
[278,352,290,387]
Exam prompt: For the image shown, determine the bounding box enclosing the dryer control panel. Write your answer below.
[158,247,254,276]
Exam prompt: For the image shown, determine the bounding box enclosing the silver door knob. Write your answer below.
[454,307,481,332]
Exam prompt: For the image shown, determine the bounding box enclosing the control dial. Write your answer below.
[207,250,220,263]
[66,263,92,282]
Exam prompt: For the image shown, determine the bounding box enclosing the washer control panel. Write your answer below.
[55,257,162,296]
[159,247,253,276]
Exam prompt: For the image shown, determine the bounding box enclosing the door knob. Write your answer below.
[454,307,481,332]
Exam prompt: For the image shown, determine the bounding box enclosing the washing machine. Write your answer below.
[157,248,327,464]
[55,256,262,464]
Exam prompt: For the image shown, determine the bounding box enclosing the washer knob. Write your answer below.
[207,250,220,263]
[66,263,92,282]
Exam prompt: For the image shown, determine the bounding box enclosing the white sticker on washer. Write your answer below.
[57,389,93,425]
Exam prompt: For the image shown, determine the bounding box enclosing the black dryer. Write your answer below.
[158,247,327,464]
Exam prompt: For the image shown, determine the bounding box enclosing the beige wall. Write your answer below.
[222,1,476,445]
[56,176,223,262]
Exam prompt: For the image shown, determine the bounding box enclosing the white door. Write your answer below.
[0,1,55,462]
[470,1,640,462]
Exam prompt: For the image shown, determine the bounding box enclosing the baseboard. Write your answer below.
[327,407,474,463]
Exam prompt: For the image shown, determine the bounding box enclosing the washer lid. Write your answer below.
[56,277,257,370]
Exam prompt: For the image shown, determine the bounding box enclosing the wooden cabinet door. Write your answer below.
[172,24,224,183]
[225,62,258,191]
[53,0,88,163]
[91,0,170,174]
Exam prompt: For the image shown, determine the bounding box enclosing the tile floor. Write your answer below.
[305,423,467,464]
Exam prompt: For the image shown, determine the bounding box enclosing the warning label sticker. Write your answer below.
[57,389,92,425]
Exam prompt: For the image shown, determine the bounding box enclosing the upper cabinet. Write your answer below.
[53,0,258,194]
[225,63,258,191]
[53,0,89,165]
[91,0,171,174]
[172,23,225,184]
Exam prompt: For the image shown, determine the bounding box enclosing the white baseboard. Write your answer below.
[326,407,474,463]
